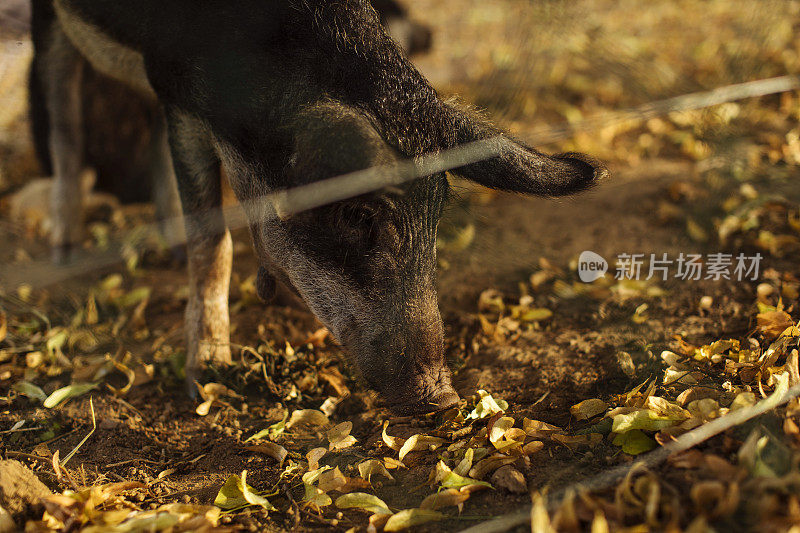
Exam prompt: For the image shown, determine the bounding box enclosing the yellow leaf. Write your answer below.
[453,448,474,476]
[518,308,553,322]
[489,417,515,444]
[730,392,757,411]
[612,430,657,455]
[384,509,445,531]
[317,467,347,492]
[302,483,332,508]
[287,409,329,429]
[245,442,288,467]
[382,421,405,451]
[214,472,275,511]
[467,390,508,420]
[327,421,353,444]
[420,489,470,510]
[552,433,603,449]
[522,419,562,438]
[358,459,395,483]
[241,470,276,511]
[757,310,794,340]
[469,455,516,480]
[306,448,327,471]
[398,434,446,462]
[611,410,681,433]
[644,396,690,420]
[12,381,47,403]
[195,399,214,416]
[570,399,608,420]
[321,419,354,444]
[523,441,545,456]
[335,493,391,515]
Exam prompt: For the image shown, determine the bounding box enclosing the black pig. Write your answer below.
[32,0,607,414]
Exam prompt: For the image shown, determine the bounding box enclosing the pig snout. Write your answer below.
[349,310,460,415]
[381,366,460,416]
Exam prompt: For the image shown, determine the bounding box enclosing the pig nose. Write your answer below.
[387,368,461,415]
[391,388,460,416]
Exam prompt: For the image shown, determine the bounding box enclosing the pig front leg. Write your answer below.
[165,108,232,389]
[38,25,85,264]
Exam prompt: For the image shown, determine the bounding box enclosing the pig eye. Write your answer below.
[336,203,402,251]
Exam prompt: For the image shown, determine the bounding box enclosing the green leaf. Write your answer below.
[12,381,47,403]
[303,483,332,507]
[612,429,657,455]
[335,493,392,515]
[43,383,98,408]
[467,390,508,420]
[441,471,492,490]
[611,409,680,433]
[246,412,288,442]
[384,509,446,531]
[214,471,275,511]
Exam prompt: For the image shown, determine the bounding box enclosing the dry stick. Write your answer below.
[1,75,799,291]
[61,396,97,467]
[458,379,800,533]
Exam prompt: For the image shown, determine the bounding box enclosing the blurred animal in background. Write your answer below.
[8,168,119,239]
[371,0,432,57]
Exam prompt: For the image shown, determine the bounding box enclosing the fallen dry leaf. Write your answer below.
[491,465,527,494]
[570,398,608,420]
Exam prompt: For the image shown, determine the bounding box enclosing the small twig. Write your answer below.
[283,484,301,531]
[5,451,50,463]
[531,390,551,408]
[0,426,44,434]
[61,397,97,466]
[112,396,144,419]
[104,458,163,469]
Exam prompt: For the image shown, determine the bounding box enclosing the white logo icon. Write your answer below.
[578,250,608,283]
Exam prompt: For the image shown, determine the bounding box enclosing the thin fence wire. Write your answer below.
[459,379,800,533]
[1,75,799,291]
[526,75,800,144]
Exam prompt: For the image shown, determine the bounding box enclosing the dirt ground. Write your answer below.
[1,1,800,532]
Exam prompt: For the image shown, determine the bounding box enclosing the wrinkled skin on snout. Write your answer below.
[239,109,459,415]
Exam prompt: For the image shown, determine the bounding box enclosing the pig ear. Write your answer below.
[452,136,608,196]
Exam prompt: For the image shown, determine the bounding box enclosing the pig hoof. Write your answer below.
[199,344,232,366]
